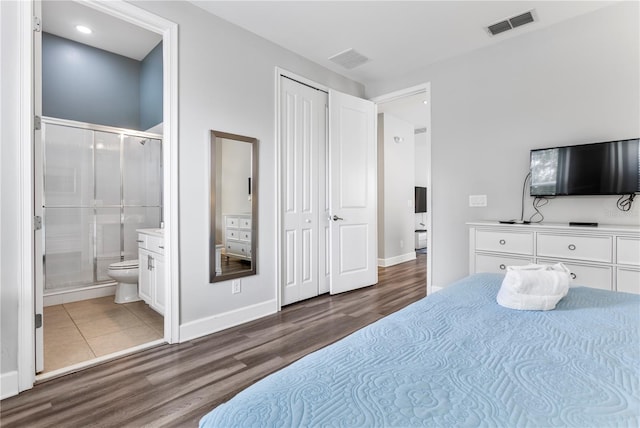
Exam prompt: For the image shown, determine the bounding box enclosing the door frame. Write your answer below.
[370,83,433,294]
[17,0,179,391]
[274,68,330,310]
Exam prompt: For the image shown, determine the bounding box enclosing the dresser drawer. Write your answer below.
[475,254,533,274]
[616,268,640,294]
[226,241,250,258]
[226,217,238,228]
[537,234,612,263]
[238,230,251,242]
[538,259,612,291]
[475,230,533,255]
[617,237,640,266]
[226,229,239,240]
[239,217,251,229]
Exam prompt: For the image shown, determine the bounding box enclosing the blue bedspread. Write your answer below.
[200,273,640,427]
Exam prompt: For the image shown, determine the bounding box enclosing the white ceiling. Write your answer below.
[192,1,615,88]
[41,0,616,127]
[42,0,162,61]
[377,92,429,129]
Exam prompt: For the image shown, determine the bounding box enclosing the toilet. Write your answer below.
[108,260,140,304]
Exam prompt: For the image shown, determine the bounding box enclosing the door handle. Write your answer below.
[332,215,344,221]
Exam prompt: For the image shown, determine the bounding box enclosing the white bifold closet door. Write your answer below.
[281,77,329,305]
[280,76,377,306]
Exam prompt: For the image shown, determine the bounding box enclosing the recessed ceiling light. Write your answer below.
[423,100,428,105]
[75,25,92,34]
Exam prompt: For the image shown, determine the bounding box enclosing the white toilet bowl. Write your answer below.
[108,260,140,304]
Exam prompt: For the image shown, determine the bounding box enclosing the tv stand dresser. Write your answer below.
[468,221,640,294]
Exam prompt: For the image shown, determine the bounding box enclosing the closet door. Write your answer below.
[329,90,377,294]
[280,77,328,305]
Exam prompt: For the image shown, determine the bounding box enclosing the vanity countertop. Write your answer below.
[137,228,164,238]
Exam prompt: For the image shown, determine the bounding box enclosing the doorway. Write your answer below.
[18,0,178,389]
[372,84,432,293]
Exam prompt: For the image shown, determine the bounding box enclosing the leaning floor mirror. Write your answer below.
[209,130,258,283]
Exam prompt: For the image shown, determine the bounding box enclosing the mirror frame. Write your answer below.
[209,130,258,283]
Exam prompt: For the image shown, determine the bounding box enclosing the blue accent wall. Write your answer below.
[43,33,141,130]
[43,34,163,131]
[140,42,163,130]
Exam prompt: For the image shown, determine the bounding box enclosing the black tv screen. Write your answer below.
[415,186,427,213]
[530,138,640,196]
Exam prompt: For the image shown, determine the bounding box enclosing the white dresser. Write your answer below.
[223,214,252,261]
[468,222,640,294]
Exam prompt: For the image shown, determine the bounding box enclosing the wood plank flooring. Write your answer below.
[0,254,426,428]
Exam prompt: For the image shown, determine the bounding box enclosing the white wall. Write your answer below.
[377,113,416,265]
[220,138,252,215]
[0,0,364,386]
[367,3,640,288]
[1,0,22,395]
[134,1,363,327]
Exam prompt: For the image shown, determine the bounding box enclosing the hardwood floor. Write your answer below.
[0,254,426,428]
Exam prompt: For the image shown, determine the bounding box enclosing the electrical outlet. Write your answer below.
[232,280,241,294]
[469,194,488,207]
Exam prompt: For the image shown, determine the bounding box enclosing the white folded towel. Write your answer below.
[497,263,571,311]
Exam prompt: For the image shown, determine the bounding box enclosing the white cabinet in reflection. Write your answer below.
[223,214,252,262]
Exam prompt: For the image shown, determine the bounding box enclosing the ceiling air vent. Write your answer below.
[329,48,370,70]
[486,10,536,36]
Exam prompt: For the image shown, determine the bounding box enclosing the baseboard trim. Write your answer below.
[377,252,417,267]
[1,371,19,400]
[179,299,277,342]
[429,285,444,294]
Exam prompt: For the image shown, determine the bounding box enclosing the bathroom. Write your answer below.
[39,1,165,375]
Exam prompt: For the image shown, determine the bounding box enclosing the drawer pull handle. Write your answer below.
[158,245,164,249]
[570,273,576,280]
[499,239,506,245]
[136,240,144,243]
[499,264,506,270]
[568,244,576,251]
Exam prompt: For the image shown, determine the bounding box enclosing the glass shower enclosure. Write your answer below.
[42,117,163,294]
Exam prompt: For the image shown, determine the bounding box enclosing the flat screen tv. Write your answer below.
[530,138,640,196]
[415,186,427,213]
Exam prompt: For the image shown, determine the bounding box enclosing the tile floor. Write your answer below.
[43,296,163,373]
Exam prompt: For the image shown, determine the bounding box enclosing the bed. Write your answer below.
[199,273,640,427]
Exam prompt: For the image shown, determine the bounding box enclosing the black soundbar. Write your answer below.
[569,222,598,227]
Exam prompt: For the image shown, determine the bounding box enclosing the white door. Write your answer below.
[280,76,329,305]
[34,0,44,373]
[329,90,378,294]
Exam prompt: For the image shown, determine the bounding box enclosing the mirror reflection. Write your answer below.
[210,130,258,282]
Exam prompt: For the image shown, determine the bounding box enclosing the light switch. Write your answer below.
[469,195,487,207]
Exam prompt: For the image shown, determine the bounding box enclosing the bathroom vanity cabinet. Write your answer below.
[137,229,165,315]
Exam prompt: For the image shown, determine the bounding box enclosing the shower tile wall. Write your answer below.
[43,121,162,292]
